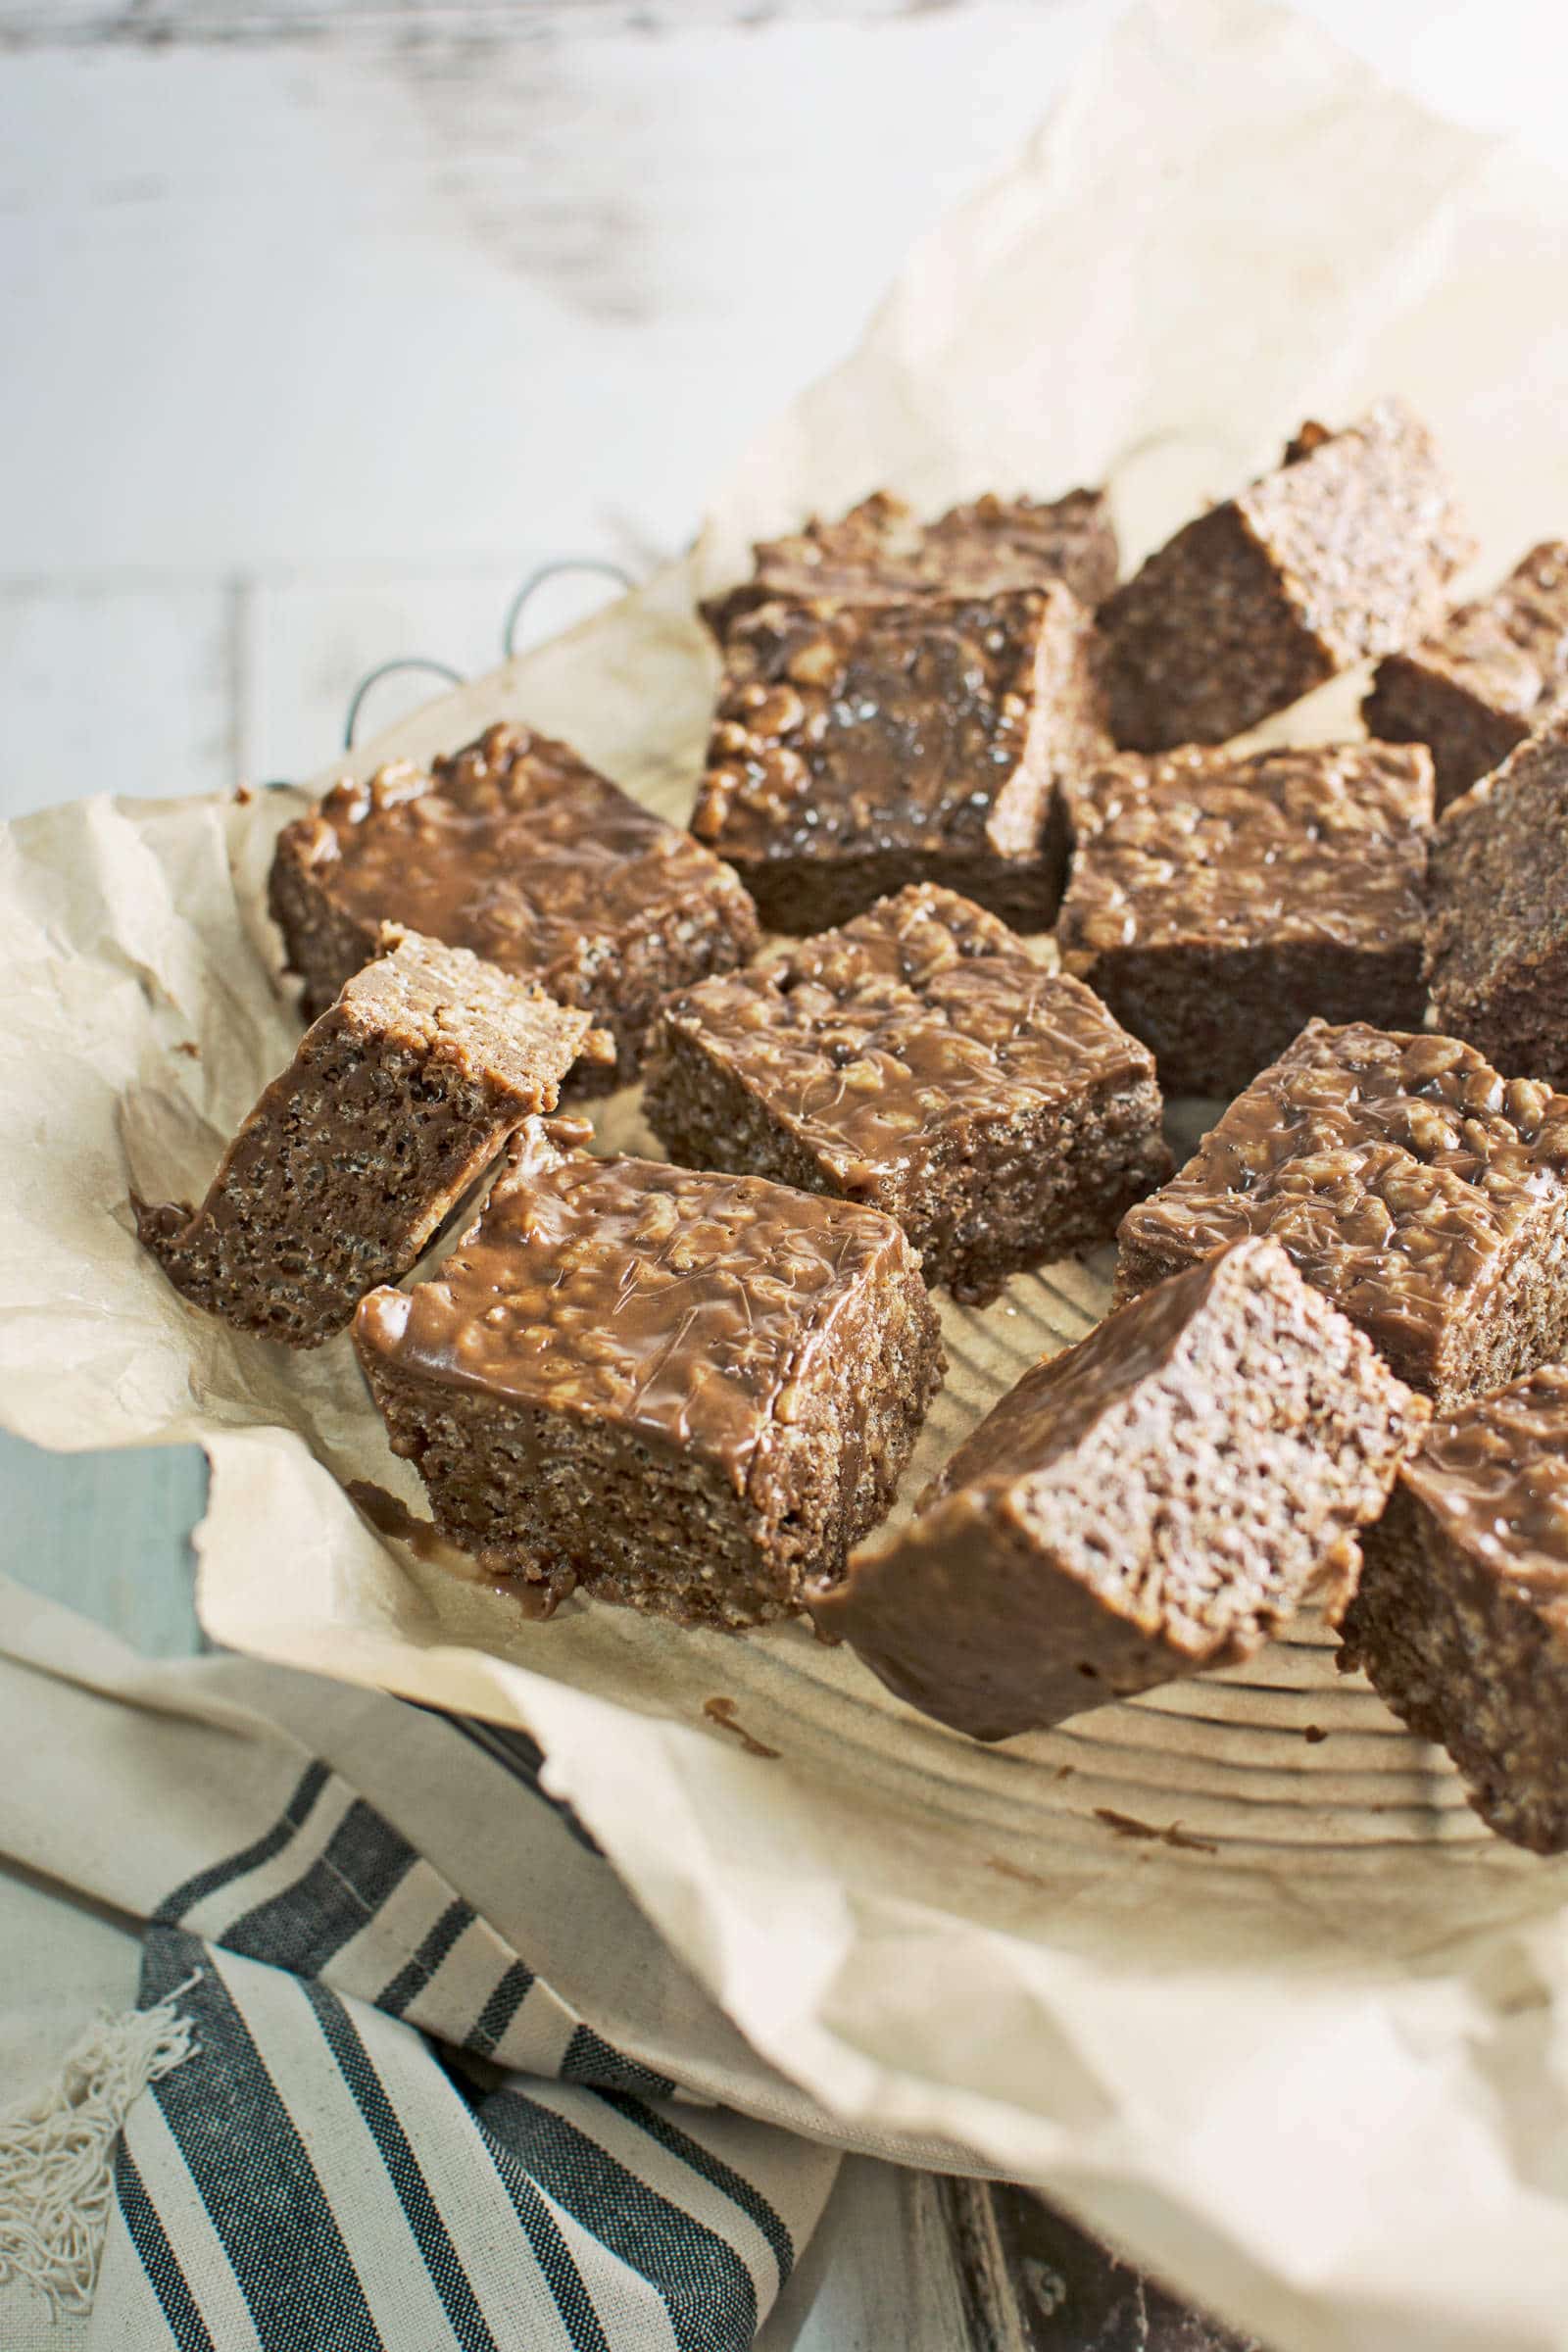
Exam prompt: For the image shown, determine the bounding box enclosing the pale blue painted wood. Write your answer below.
[0,1434,206,1657]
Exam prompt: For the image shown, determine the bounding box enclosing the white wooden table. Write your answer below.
[2,2,1562,2341]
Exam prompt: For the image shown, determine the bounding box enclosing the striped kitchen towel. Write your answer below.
[0,1579,841,2350]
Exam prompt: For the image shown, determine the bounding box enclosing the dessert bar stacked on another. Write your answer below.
[1364,541,1568,807]
[1056,742,1434,1097]
[354,1138,945,1626]
[1116,1019,1568,1403]
[1340,1363,1568,1853]
[137,929,607,1347]
[810,1238,1424,1740]
[1100,402,1472,750]
[270,720,760,1089]
[701,486,1118,641]
[1424,717,1568,1089]
[645,882,1169,1304]
[689,583,1105,934]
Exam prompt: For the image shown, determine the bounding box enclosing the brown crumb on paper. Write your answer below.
[174,1041,201,1059]
[346,1478,446,1564]
[703,1696,781,1759]
[1303,1724,1329,1743]
[987,1855,1055,1894]
[1094,1807,1218,1855]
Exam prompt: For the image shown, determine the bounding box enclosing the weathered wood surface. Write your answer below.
[3,1,980,41]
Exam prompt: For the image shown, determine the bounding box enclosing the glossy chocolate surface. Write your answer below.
[354,1151,911,1489]
[690,586,1087,867]
[705,487,1118,631]
[658,884,1153,1192]
[1404,1365,1568,1602]
[1059,743,1433,956]
[276,720,753,999]
[1117,1021,1568,1377]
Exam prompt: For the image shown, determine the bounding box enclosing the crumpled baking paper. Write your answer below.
[7,2,1568,2342]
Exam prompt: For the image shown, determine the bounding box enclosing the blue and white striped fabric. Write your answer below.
[0,1584,840,2351]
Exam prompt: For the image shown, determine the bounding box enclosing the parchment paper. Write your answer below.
[8,2,1568,2342]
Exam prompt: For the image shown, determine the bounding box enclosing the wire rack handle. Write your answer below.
[343,658,467,750]
[502,558,636,659]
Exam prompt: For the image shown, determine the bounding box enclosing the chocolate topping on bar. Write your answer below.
[1116,1020,1568,1392]
[279,722,738,1001]
[659,886,1151,1190]
[1402,1367,1568,1593]
[1365,541,1568,804]
[1423,715,1568,1085]
[1060,743,1432,957]
[704,488,1118,635]
[355,1152,912,1491]
[1340,1360,1568,1851]
[692,586,1091,867]
[1410,542,1568,721]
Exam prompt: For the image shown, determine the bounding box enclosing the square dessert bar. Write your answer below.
[353,1146,945,1626]
[1341,1363,1568,1852]
[701,486,1118,640]
[1364,541,1568,808]
[689,583,1106,934]
[644,884,1170,1305]
[270,720,760,1090]
[1100,402,1472,751]
[810,1237,1424,1740]
[1424,718,1568,1089]
[1115,1019,1568,1404]
[1057,742,1434,1098]
[136,929,603,1348]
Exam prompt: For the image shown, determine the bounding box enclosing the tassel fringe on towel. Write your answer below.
[0,1983,197,2315]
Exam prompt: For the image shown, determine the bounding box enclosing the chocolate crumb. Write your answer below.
[702,1696,781,1760]
[1303,1724,1329,1744]
[347,1478,446,1562]
[987,1855,1055,1893]
[1094,1807,1218,1855]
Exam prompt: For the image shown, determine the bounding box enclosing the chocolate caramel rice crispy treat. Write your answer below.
[1340,1363,1568,1853]
[690,583,1107,934]
[644,883,1170,1305]
[1115,1019,1568,1404]
[810,1237,1425,1740]
[269,720,760,1090]
[701,487,1119,640]
[1424,718,1568,1090]
[1364,541,1568,808]
[1100,402,1473,752]
[353,1142,945,1627]
[1057,742,1434,1098]
[136,929,605,1348]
